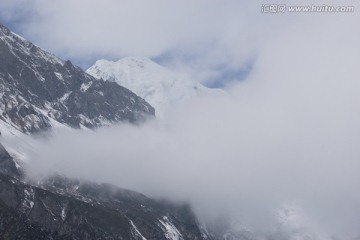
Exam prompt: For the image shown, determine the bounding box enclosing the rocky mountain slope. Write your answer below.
[87,57,222,117]
[0,23,154,136]
[0,143,211,240]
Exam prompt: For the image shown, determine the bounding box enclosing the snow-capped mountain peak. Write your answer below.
[87,57,222,117]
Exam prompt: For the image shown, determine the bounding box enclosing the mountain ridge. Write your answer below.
[0,142,211,240]
[0,23,154,136]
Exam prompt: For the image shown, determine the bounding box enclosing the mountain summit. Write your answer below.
[87,57,222,117]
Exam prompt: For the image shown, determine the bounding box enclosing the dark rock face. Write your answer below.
[0,23,154,134]
[0,143,20,177]
[0,143,208,240]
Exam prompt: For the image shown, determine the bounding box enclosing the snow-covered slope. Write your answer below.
[87,57,223,117]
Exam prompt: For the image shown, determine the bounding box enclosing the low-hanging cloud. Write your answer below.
[22,8,360,238]
[0,0,358,237]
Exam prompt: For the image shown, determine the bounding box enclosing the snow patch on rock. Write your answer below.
[159,216,183,240]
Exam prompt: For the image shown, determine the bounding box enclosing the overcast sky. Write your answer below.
[0,0,283,87]
[2,0,360,238]
[2,1,357,87]
[1,1,358,86]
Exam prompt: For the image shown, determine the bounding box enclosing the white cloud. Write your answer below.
[2,0,360,237]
